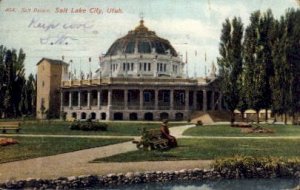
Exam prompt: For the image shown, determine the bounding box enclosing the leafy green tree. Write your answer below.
[285,9,300,123]
[217,17,244,124]
[243,10,275,123]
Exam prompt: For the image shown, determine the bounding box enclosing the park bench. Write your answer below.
[133,128,169,150]
[0,122,21,133]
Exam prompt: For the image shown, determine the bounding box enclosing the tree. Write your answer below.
[1,47,26,118]
[243,10,275,123]
[285,9,300,123]
[217,17,244,124]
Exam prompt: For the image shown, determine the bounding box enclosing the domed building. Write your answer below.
[36,19,224,121]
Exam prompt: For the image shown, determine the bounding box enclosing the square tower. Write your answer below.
[36,58,68,119]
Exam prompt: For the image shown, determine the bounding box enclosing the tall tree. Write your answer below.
[243,10,275,123]
[2,48,26,117]
[285,9,300,123]
[217,17,244,124]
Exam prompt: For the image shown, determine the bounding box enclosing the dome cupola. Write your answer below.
[105,20,178,57]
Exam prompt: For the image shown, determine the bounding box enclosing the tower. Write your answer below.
[36,58,68,119]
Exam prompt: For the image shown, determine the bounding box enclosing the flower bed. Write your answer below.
[69,121,108,131]
[0,138,18,146]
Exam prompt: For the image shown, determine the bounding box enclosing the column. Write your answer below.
[185,90,189,110]
[139,89,144,110]
[78,91,81,108]
[107,89,112,120]
[69,91,72,108]
[155,89,158,110]
[211,91,215,111]
[193,91,197,110]
[60,91,64,110]
[108,89,112,108]
[218,93,223,111]
[97,90,101,109]
[124,89,128,110]
[170,89,174,110]
[87,90,91,109]
[203,90,207,112]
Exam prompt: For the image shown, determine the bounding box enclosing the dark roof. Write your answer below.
[105,20,178,57]
[36,58,69,66]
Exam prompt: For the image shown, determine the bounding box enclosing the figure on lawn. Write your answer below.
[160,120,177,148]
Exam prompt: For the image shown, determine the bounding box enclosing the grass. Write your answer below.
[0,137,131,163]
[183,124,300,137]
[94,138,300,162]
[9,121,187,136]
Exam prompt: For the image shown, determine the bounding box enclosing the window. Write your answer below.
[144,92,151,102]
[123,63,126,71]
[148,63,151,71]
[160,63,163,72]
[157,63,159,72]
[180,92,185,104]
[42,81,45,87]
[164,64,167,72]
[162,92,169,102]
[144,63,147,71]
[139,63,142,71]
[127,63,130,71]
[131,63,134,71]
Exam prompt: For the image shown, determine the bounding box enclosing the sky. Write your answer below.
[0,0,298,78]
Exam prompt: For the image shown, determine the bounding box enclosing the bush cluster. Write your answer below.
[213,155,300,178]
[69,121,108,131]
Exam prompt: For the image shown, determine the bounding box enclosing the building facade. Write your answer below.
[36,19,224,121]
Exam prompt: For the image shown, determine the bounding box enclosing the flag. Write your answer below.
[89,57,91,62]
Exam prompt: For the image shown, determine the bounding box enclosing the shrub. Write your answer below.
[69,121,108,131]
[213,155,300,178]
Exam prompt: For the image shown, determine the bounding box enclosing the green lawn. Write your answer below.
[183,124,300,137]
[13,121,186,136]
[0,137,131,163]
[94,138,300,162]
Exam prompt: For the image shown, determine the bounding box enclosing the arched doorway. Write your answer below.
[72,112,77,119]
[114,112,123,120]
[81,112,87,120]
[160,112,169,120]
[101,112,106,120]
[90,112,96,120]
[175,112,184,121]
[129,113,138,120]
[144,112,153,121]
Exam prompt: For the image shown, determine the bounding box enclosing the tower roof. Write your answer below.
[36,58,68,66]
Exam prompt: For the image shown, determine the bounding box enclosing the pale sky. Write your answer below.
[0,0,298,77]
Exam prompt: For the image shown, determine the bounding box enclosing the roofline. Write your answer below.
[36,57,69,66]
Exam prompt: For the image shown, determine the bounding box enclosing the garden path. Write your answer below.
[0,124,198,182]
